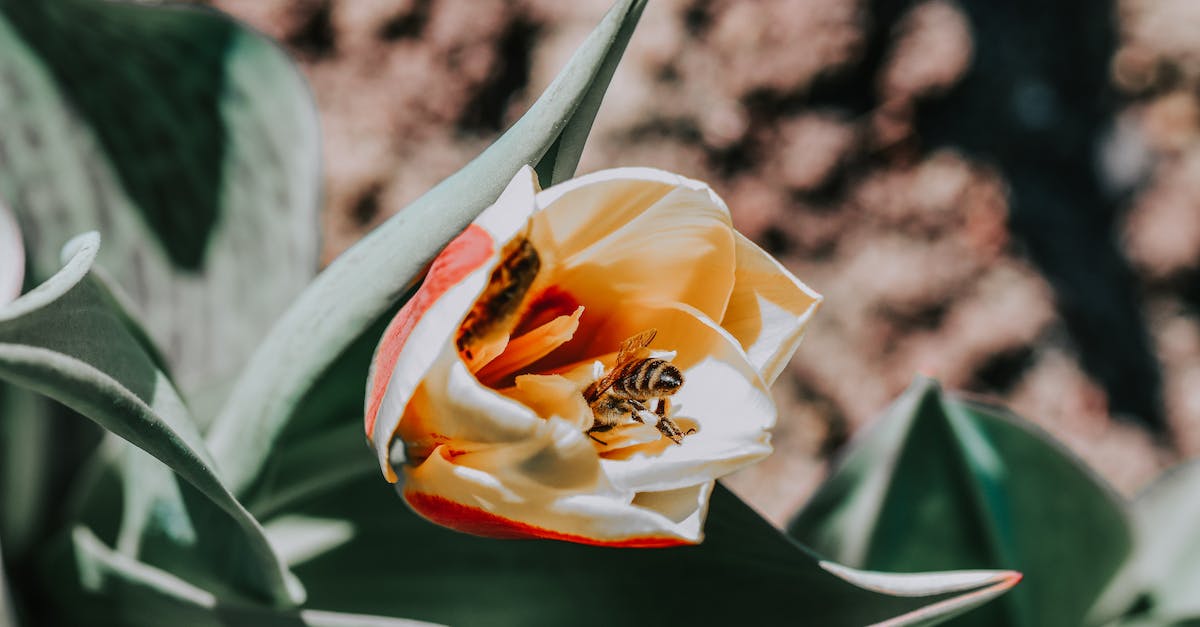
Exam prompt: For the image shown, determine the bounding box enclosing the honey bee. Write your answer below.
[456,236,540,365]
[583,329,691,445]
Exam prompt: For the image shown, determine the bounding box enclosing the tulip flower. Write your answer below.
[0,202,22,306]
[365,166,821,546]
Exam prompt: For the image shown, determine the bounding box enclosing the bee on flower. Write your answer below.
[365,166,821,547]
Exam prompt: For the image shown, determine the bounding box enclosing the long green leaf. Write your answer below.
[60,526,440,627]
[206,0,647,496]
[0,536,15,627]
[0,201,19,305]
[0,234,301,606]
[270,474,1016,626]
[0,0,320,399]
[533,1,646,186]
[789,377,1133,626]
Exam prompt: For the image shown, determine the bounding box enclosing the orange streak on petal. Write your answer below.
[512,286,580,336]
[365,225,494,436]
[404,491,691,548]
[476,306,584,384]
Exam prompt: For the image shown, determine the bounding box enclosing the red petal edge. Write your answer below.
[365,224,494,436]
[405,491,691,548]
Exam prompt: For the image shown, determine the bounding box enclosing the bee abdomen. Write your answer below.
[613,359,684,398]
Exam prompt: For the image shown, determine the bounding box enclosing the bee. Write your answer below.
[456,236,540,366]
[583,329,691,445]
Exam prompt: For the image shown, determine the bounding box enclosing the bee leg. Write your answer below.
[655,416,685,444]
[587,422,614,445]
[651,398,686,444]
[628,399,649,423]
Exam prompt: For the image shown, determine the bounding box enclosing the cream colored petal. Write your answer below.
[404,441,710,544]
[721,232,822,385]
[476,306,583,384]
[599,304,776,493]
[524,170,739,369]
[369,168,540,480]
[398,348,542,449]
[532,167,715,261]
[445,417,603,492]
[0,201,23,306]
[506,373,592,430]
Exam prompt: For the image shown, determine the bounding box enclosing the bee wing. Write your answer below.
[584,367,622,402]
[585,329,657,402]
[616,328,657,364]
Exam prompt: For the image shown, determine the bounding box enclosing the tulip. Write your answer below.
[0,202,22,306]
[365,166,821,546]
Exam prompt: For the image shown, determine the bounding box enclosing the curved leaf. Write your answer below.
[0,384,53,557]
[533,1,646,187]
[789,377,1133,626]
[0,536,15,627]
[0,0,320,397]
[0,234,301,606]
[60,526,440,627]
[269,465,1016,627]
[206,0,648,496]
[0,201,19,306]
[1093,460,1200,626]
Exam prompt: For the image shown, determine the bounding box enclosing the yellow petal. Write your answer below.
[475,306,584,384]
[721,232,822,386]
[526,169,738,370]
[505,372,592,430]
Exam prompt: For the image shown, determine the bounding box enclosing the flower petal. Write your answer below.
[598,304,776,494]
[367,167,539,480]
[475,306,584,384]
[403,435,712,545]
[721,232,822,385]
[526,168,738,369]
[0,201,23,306]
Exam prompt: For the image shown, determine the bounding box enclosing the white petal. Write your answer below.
[721,232,822,385]
[404,442,710,544]
[369,168,540,480]
[599,304,776,493]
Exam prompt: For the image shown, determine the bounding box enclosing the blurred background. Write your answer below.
[207,0,1199,524]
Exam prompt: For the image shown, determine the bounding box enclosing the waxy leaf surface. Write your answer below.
[789,378,1133,626]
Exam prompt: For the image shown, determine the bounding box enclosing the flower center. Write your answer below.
[455,237,697,452]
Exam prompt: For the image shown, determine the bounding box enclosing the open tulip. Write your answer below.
[365,166,821,546]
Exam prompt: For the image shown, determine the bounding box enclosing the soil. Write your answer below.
[210,0,1200,525]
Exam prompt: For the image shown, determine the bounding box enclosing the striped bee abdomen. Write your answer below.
[611,358,684,398]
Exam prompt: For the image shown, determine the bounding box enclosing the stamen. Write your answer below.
[476,306,585,384]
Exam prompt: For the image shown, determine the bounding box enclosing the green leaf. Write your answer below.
[533,1,646,186]
[0,385,53,557]
[205,0,649,497]
[0,0,321,399]
[271,472,1017,626]
[1,536,16,627]
[0,234,301,606]
[0,201,19,305]
[1092,460,1200,626]
[59,526,441,627]
[789,377,1133,627]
